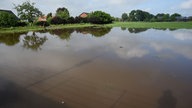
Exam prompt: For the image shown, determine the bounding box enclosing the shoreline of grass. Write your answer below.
[0,23,97,33]
[106,21,192,29]
[0,22,192,33]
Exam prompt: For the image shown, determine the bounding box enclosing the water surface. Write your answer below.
[0,27,192,108]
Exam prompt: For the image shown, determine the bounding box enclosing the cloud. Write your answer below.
[143,8,152,12]
[0,0,191,17]
[180,0,192,9]
[173,31,192,40]
[149,29,192,59]
[109,0,125,5]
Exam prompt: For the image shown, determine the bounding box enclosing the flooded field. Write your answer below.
[0,27,192,108]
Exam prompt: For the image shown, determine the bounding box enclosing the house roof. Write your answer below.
[79,12,89,18]
[0,9,19,20]
[38,16,47,22]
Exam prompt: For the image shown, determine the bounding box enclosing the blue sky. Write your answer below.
[0,0,192,17]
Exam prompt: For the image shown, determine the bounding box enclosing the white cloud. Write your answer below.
[0,0,191,17]
[180,0,192,9]
[173,32,192,40]
[109,0,125,5]
[144,8,151,12]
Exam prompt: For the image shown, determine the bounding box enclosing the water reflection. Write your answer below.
[128,28,148,33]
[158,90,177,108]
[0,27,192,60]
[0,27,192,108]
[121,27,127,31]
[0,33,24,46]
[49,29,75,40]
[172,31,192,41]
[169,28,177,31]
[76,27,112,37]
[155,28,167,31]
[22,32,47,51]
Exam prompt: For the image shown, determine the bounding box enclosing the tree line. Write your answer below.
[44,8,113,25]
[121,10,192,22]
[0,1,113,27]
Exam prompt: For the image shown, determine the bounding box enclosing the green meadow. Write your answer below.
[106,21,192,29]
[1,22,192,33]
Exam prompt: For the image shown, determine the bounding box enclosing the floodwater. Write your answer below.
[0,27,192,108]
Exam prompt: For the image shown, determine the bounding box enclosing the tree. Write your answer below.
[88,11,113,24]
[156,13,164,22]
[155,13,170,22]
[56,7,70,21]
[114,17,121,22]
[128,10,137,21]
[121,13,128,21]
[67,17,74,23]
[14,0,42,23]
[170,13,181,21]
[51,16,66,25]
[128,10,153,21]
[189,16,192,21]
[46,13,52,19]
[0,11,18,27]
[150,17,157,22]
[162,14,170,21]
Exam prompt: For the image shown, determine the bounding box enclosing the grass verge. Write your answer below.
[0,22,192,33]
[0,23,95,33]
[106,22,192,29]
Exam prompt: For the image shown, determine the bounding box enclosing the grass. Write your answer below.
[0,23,95,33]
[106,21,192,29]
[0,22,192,33]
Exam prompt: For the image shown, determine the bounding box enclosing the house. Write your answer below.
[79,12,89,18]
[37,16,47,22]
[0,9,19,20]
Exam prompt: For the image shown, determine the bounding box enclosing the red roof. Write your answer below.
[79,12,89,18]
[38,16,47,22]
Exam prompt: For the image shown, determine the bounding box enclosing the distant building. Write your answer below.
[79,12,89,18]
[0,9,19,20]
[38,16,47,22]
[176,16,190,22]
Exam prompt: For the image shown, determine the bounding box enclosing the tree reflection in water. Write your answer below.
[49,29,75,40]
[22,32,47,51]
[76,27,112,37]
[128,28,148,33]
[121,27,127,31]
[0,33,25,46]
[48,27,112,39]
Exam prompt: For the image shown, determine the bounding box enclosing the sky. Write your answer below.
[0,0,192,17]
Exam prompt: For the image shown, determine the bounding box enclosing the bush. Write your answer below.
[35,21,50,27]
[47,17,52,25]
[74,17,81,23]
[16,21,28,27]
[73,17,88,23]
[0,11,18,27]
[67,17,75,24]
[51,16,66,25]
[88,11,113,24]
